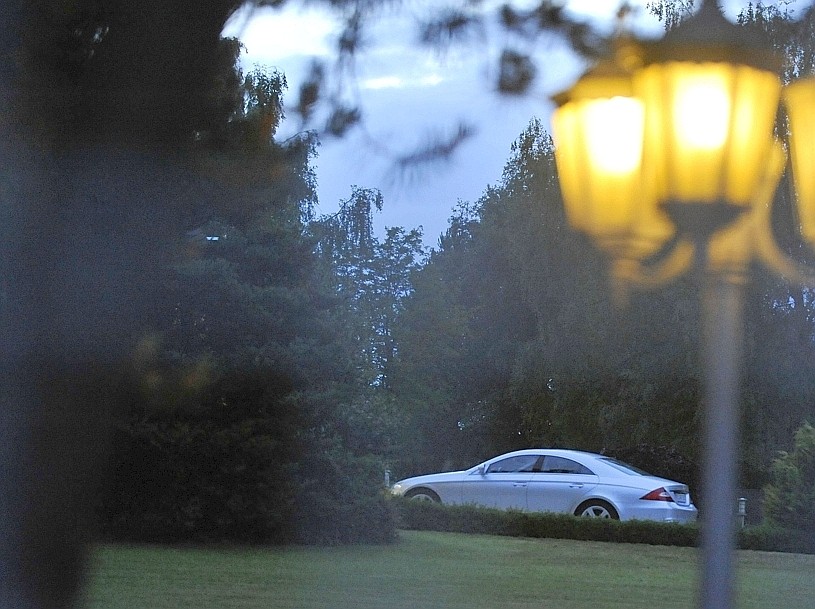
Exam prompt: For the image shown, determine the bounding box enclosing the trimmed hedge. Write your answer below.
[394,498,698,547]
[393,498,815,554]
[738,524,815,554]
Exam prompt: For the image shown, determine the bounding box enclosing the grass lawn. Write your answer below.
[82,530,815,609]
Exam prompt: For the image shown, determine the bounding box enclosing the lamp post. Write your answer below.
[552,2,815,608]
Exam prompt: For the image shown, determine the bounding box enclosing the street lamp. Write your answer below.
[551,2,815,609]
[551,45,684,304]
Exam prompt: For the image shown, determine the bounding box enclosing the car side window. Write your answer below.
[540,456,594,475]
[486,455,540,473]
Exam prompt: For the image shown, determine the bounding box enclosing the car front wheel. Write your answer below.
[405,488,441,503]
[575,500,619,519]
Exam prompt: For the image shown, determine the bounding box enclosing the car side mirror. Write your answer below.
[477,465,486,476]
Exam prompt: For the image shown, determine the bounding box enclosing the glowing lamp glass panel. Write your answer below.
[673,74,730,151]
[582,96,644,174]
[636,62,781,207]
[553,95,671,256]
[785,78,815,245]
[552,97,643,236]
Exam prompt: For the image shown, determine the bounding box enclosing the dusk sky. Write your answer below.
[223,0,789,247]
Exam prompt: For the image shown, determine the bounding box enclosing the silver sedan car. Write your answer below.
[391,448,697,523]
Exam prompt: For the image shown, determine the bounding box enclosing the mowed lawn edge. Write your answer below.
[82,530,815,609]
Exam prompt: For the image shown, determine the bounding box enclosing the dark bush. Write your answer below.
[98,370,397,545]
[738,524,815,554]
[763,422,815,532]
[292,449,397,545]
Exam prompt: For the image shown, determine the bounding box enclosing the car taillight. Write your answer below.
[640,487,674,502]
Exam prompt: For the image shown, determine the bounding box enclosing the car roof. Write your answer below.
[488,448,602,460]
[476,448,629,475]
[475,449,671,480]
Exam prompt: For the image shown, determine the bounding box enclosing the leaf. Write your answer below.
[325,105,362,137]
[497,49,536,95]
[419,9,483,48]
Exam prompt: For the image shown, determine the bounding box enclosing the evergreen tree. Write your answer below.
[99,61,395,545]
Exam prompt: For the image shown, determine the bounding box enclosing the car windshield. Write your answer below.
[597,457,653,476]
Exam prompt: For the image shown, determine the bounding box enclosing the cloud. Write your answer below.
[421,74,444,87]
[223,5,338,61]
[361,73,445,90]
[362,76,404,90]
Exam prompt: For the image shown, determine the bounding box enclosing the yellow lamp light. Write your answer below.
[784,77,815,245]
[552,53,672,258]
[634,1,782,232]
[637,61,780,207]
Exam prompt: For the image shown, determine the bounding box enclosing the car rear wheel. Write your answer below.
[575,500,618,519]
[405,488,441,503]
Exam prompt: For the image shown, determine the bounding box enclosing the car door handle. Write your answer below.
[513,483,527,488]
[569,483,584,488]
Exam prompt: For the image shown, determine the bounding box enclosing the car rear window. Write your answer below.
[540,456,594,475]
[598,457,652,476]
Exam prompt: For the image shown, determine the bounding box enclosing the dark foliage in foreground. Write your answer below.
[99,369,397,546]
[395,498,815,554]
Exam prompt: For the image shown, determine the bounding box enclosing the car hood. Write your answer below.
[392,470,466,488]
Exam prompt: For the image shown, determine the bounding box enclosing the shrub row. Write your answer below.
[738,524,815,554]
[394,498,698,547]
[394,498,815,554]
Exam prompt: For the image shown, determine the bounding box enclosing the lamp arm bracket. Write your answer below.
[754,195,815,287]
[611,238,696,289]
[609,238,696,307]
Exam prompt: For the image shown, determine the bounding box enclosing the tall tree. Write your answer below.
[312,186,426,387]
[390,117,707,476]
[95,51,401,545]
[728,1,815,480]
[391,120,613,472]
[0,3,384,605]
